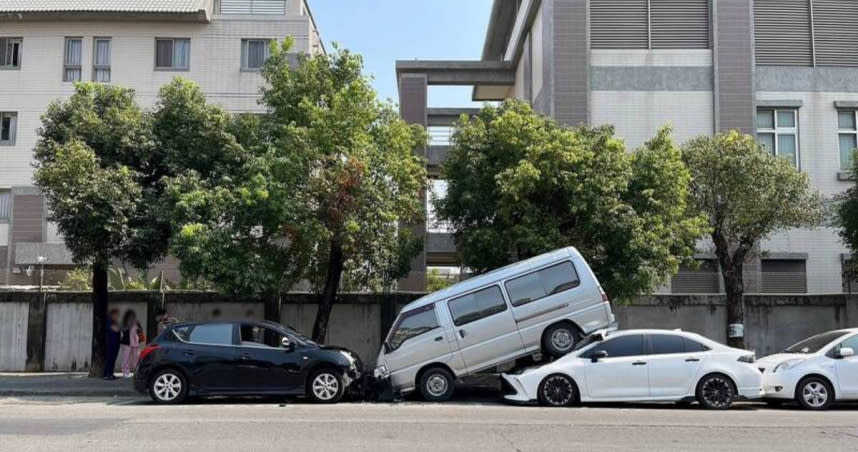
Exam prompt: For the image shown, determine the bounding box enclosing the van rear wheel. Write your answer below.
[542,323,578,358]
[419,367,455,402]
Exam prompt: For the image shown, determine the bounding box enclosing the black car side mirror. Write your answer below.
[591,350,608,363]
[281,336,294,350]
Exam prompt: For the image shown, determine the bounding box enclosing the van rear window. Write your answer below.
[505,261,580,307]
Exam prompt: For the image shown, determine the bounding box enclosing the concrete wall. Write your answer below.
[0,301,28,371]
[1,291,857,372]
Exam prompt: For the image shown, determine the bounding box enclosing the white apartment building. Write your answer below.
[0,0,323,285]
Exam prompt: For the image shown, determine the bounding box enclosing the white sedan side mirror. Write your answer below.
[839,347,854,358]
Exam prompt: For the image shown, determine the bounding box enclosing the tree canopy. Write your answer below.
[683,130,824,347]
[436,100,706,300]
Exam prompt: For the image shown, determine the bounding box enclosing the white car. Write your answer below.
[758,328,858,410]
[501,329,762,409]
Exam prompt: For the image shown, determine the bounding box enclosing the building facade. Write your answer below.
[399,0,858,294]
[0,0,322,286]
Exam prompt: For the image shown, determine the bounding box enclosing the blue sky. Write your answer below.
[308,0,493,108]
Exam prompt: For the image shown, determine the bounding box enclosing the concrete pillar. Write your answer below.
[398,74,428,291]
[713,0,755,134]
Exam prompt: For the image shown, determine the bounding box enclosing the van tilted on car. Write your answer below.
[374,247,616,401]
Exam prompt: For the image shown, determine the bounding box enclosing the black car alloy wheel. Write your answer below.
[538,374,577,407]
[149,369,188,404]
[697,374,735,409]
[308,369,345,403]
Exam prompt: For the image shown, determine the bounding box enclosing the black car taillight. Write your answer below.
[139,344,160,361]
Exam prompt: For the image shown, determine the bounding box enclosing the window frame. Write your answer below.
[447,284,509,327]
[838,109,858,170]
[503,260,581,308]
[0,190,11,222]
[240,38,271,71]
[0,37,22,70]
[0,111,17,146]
[92,37,112,82]
[154,38,191,71]
[385,303,441,352]
[63,37,83,82]
[756,108,800,168]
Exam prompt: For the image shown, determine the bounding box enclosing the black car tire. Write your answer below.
[542,323,578,358]
[149,368,188,405]
[696,373,736,410]
[537,374,578,407]
[795,377,834,410]
[419,367,455,402]
[307,368,345,404]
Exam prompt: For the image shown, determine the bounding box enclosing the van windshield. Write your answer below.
[385,304,440,352]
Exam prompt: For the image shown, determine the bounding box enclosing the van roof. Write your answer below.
[401,247,582,313]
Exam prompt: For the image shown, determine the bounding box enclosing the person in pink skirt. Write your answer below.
[119,310,143,378]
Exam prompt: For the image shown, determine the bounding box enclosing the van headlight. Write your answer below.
[773,359,805,373]
[374,365,389,379]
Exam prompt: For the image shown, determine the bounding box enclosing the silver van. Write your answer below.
[374,247,616,401]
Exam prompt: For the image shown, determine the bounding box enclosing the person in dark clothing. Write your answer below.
[104,309,121,380]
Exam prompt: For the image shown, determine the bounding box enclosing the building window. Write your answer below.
[216,0,287,15]
[155,38,190,70]
[671,259,720,294]
[427,179,452,233]
[241,39,270,70]
[0,190,10,221]
[761,259,807,294]
[757,109,799,167]
[839,110,858,170]
[63,38,82,82]
[0,112,16,146]
[0,37,22,69]
[93,38,111,82]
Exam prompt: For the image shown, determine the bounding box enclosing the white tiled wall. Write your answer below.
[0,13,314,186]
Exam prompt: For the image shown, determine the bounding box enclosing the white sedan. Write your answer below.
[758,328,858,410]
[502,329,762,409]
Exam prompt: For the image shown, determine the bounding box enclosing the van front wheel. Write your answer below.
[543,323,578,358]
[419,367,455,402]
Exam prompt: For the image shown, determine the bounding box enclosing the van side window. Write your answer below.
[388,305,439,351]
[448,286,507,326]
[504,261,580,307]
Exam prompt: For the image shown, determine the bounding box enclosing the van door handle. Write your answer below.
[434,336,443,342]
[685,358,700,362]
[459,330,467,338]
[632,361,647,366]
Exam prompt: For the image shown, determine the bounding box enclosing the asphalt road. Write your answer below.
[2,396,858,452]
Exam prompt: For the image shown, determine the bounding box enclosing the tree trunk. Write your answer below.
[263,291,281,323]
[88,262,109,378]
[722,261,745,349]
[312,240,344,344]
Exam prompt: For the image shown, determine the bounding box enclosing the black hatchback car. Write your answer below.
[133,320,362,404]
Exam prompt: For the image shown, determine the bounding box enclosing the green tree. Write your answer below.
[261,42,427,342]
[838,151,858,284]
[33,83,164,377]
[436,100,705,301]
[683,131,824,348]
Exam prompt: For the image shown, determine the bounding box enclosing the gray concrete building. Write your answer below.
[398,0,858,294]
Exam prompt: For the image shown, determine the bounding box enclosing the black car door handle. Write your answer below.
[632,361,647,366]
[434,336,443,342]
[685,358,700,362]
[183,350,194,356]
[240,353,252,360]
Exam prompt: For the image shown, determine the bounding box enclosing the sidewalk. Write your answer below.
[0,373,139,397]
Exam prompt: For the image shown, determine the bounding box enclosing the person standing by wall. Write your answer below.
[155,308,178,334]
[103,309,121,380]
[119,310,142,378]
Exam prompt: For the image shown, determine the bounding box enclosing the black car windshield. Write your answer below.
[784,331,848,354]
[283,325,317,346]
